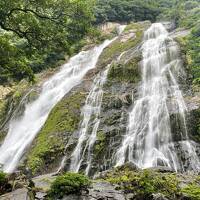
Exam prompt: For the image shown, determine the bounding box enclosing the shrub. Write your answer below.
[0,171,9,195]
[48,173,91,199]
[0,172,6,184]
[105,168,180,199]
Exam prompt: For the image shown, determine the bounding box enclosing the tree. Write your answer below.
[94,0,162,24]
[0,0,94,84]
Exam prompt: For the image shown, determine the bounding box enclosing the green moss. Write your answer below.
[124,21,149,33]
[98,22,146,68]
[104,168,180,199]
[94,131,106,157]
[27,91,85,175]
[0,171,12,195]
[0,172,6,184]
[108,56,141,83]
[48,173,91,199]
[12,80,31,99]
[0,100,8,127]
[181,183,200,200]
[175,25,200,87]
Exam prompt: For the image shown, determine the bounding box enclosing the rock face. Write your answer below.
[0,21,200,200]
[20,21,150,177]
[0,188,34,200]
[62,181,126,200]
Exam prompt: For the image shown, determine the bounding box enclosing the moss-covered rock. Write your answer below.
[97,21,149,68]
[104,167,180,200]
[94,131,107,158]
[0,171,12,195]
[26,91,86,175]
[108,56,141,84]
[186,107,200,143]
[0,80,34,143]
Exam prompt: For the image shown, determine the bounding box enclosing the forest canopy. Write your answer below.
[0,0,199,85]
[0,0,94,84]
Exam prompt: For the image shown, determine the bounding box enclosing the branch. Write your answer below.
[7,8,69,22]
[0,22,33,47]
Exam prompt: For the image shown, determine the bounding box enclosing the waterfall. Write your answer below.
[59,25,126,175]
[0,39,114,173]
[116,23,200,172]
[70,66,110,175]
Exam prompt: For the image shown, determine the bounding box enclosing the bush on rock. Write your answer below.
[48,172,91,199]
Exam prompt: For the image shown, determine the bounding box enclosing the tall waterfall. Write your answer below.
[70,67,110,175]
[64,25,126,175]
[0,39,113,173]
[116,23,200,172]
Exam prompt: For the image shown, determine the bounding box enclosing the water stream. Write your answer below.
[0,39,113,173]
[60,25,126,175]
[116,23,200,172]
[69,67,110,175]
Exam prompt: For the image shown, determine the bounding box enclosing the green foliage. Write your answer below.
[181,183,200,200]
[94,131,106,157]
[98,22,147,68]
[108,56,141,83]
[105,168,180,199]
[187,25,200,85]
[176,24,200,86]
[0,171,9,195]
[48,173,90,199]
[157,0,200,28]
[0,33,34,84]
[0,0,94,84]
[0,172,6,184]
[27,92,85,175]
[94,0,161,24]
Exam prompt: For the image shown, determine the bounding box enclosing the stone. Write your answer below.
[153,193,169,200]
[32,173,56,192]
[0,86,12,100]
[62,194,83,200]
[119,162,139,171]
[60,181,125,200]
[121,32,136,43]
[149,166,174,173]
[0,188,34,200]
[35,192,47,200]
[88,181,125,200]
[126,193,135,200]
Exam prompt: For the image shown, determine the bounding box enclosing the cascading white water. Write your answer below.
[60,25,126,175]
[70,66,110,175]
[0,39,114,173]
[116,23,200,172]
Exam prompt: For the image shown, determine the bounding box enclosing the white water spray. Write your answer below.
[0,39,113,173]
[116,23,200,172]
[60,25,126,175]
[70,66,110,175]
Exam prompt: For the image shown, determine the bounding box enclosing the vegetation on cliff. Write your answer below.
[176,25,200,86]
[0,0,95,84]
[108,56,141,84]
[103,166,200,200]
[0,1,199,199]
[48,172,90,199]
[105,167,180,199]
[0,172,11,195]
[98,22,148,68]
[95,0,161,24]
[27,91,85,175]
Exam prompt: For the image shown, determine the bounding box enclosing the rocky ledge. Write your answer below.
[1,164,200,200]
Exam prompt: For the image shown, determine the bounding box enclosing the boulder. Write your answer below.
[0,188,34,200]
